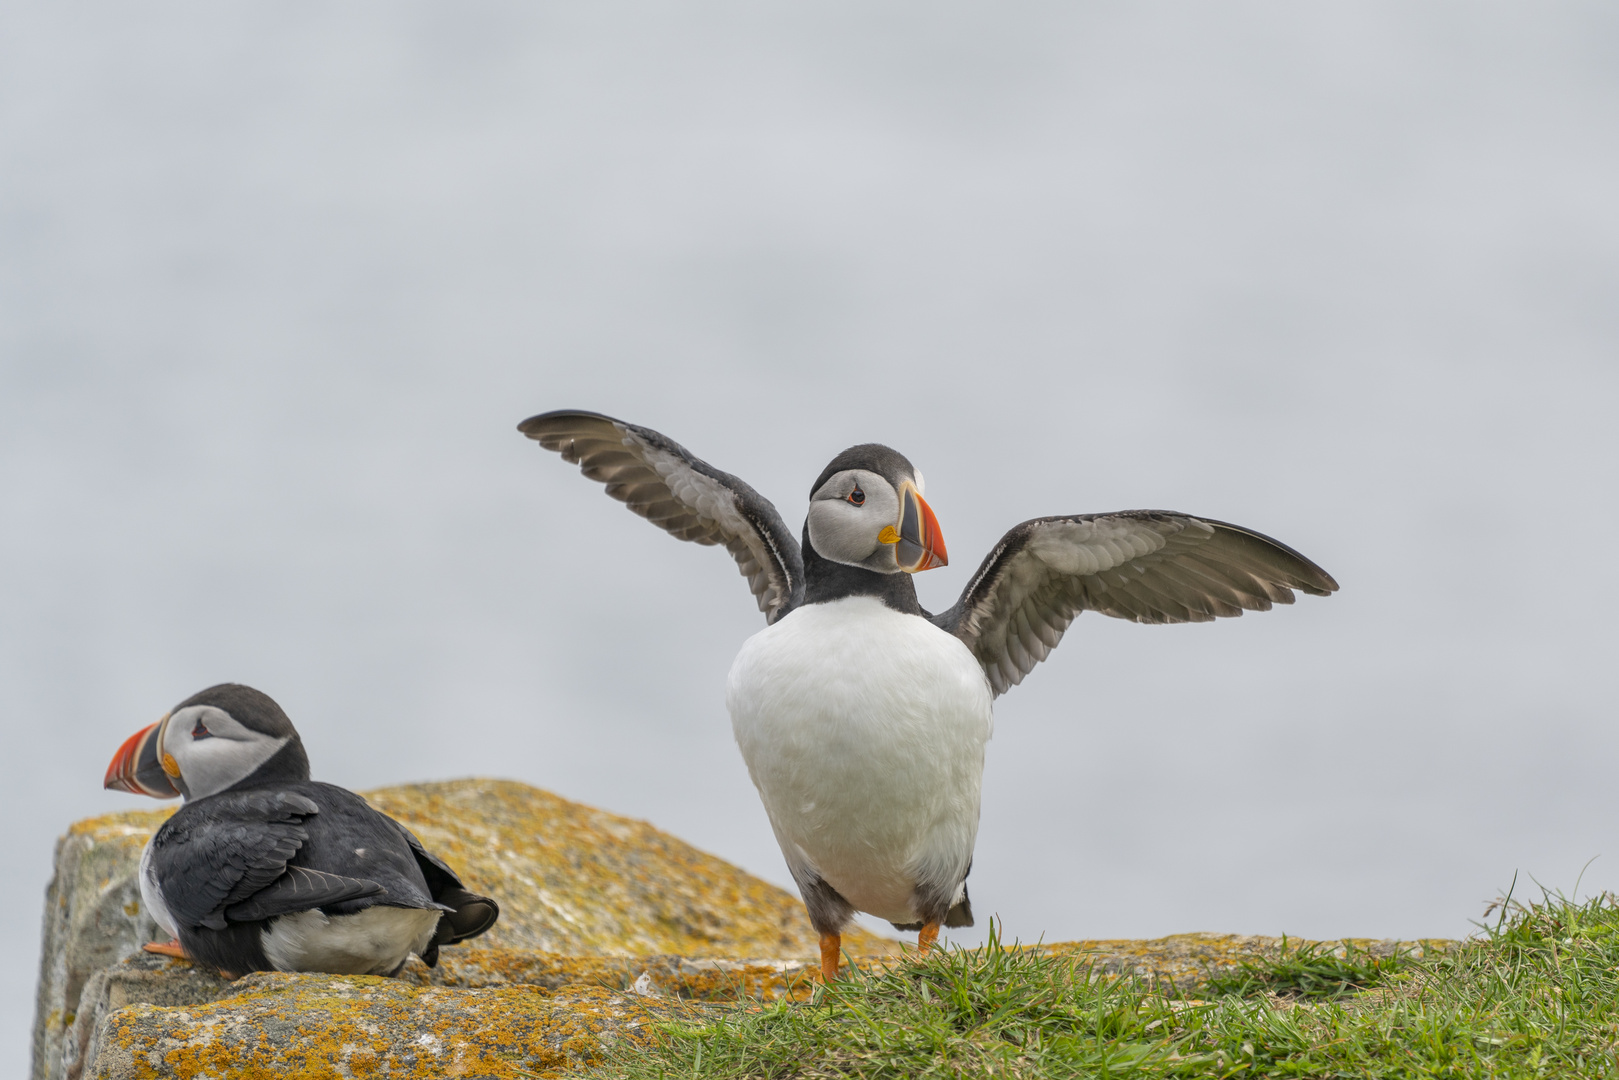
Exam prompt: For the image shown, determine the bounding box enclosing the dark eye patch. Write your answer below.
[847,486,865,506]
[191,719,214,740]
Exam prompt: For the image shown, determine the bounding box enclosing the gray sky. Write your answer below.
[5,2,1618,1069]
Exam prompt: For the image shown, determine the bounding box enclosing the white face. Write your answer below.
[159,704,291,800]
[806,468,906,572]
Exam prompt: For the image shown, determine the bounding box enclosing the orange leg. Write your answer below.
[917,920,941,956]
[142,938,191,961]
[819,931,842,981]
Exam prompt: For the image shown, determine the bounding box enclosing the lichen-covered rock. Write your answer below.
[33,809,174,1080]
[361,779,894,958]
[32,779,894,1080]
[397,945,820,1002]
[85,969,690,1080]
[63,957,233,1080]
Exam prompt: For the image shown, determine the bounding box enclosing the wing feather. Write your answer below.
[150,790,382,931]
[519,411,804,622]
[933,511,1337,696]
[225,866,385,923]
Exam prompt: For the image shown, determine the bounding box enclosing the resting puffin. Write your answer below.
[104,683,498,978]
[520,411,1337,980]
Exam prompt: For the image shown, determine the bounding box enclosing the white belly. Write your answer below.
[727,596,994,924]
[261,905,441,976]
[138,839,178,940]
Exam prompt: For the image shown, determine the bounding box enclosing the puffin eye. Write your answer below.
[847,486,865,506]
[191,720,214,740]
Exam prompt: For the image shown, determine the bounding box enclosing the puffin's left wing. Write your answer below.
[519,410,804,623]
[931,512,1338,696]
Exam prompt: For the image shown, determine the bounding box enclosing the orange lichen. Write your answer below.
[98,974,690,1079]
[67,807,175,839]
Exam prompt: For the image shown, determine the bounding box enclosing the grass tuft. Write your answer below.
[1201,936,1414,1000]
[591,890,1619,1078]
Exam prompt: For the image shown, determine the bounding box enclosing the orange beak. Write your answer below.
[893,481,947,573]
[105,719,180,799]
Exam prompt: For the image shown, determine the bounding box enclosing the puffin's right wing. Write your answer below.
[931,512,1339,696]
[519,410,804,623]
[151,789,383,930]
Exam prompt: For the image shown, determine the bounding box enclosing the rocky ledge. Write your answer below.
[32,778,894,1080]
[33,779,1445,1079]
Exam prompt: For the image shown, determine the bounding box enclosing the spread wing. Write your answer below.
[931,511,1339,697]
[519,410,804,623]
[151,789,382,930]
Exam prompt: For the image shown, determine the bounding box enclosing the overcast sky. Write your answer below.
[5,2,1618,1069]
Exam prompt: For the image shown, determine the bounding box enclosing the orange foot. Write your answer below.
[917,920,941,956]
[819,931,842,982]
[142,939,191,961]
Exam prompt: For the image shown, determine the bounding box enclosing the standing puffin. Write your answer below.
[520,411,1337,980]
[104,683,498,978]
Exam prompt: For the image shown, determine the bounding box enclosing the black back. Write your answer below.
[154,779,495,975]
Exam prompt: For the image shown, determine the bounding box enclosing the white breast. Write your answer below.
[261,905,441,976]
[727,596,994,924]
[138,838,177,940]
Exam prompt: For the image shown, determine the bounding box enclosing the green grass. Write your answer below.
[590,887,1619,1078]
[1200,936,1416,1001]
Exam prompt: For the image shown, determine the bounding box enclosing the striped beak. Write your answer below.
[894,480,947,573]
[105,717,181,799]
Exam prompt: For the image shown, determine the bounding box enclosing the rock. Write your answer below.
[360,779,895,957]
[396,946,821,1002]
[84,967,689,1079]
[32,808,172,1080]
[32,778,894,1080]
[61,956,233,1080]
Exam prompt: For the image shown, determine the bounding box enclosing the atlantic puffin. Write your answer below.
[520,411,1337,980]
[104,683,498,978]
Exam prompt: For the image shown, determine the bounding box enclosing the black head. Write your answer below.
[105,683,311,802]
[808,443,921,499]
[172,684,299,739]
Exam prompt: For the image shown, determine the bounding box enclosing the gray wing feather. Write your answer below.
[932,511,1338,697]
[225,866,385,922]
[519,410,804,623]
[152,790,380,930]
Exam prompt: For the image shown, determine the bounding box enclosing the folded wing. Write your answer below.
[931,511,1338,696]
[150,789,383,931]
[519,410,804,623]
[388,818,501,951]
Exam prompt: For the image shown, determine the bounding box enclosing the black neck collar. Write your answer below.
[801,524,925,615]
[235,737,312,788]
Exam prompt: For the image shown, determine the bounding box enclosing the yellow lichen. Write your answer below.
[101,976,689,1079]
